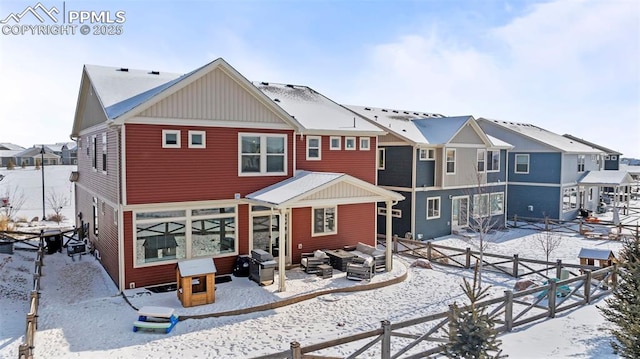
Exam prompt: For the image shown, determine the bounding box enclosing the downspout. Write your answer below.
[117,125,126,292]
[504,149,509,228]
[385,200,398,271]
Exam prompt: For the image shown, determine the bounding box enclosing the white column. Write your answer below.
[385,200,393,271]
[278,208,287,292]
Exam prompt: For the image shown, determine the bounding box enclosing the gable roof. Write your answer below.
[253,83,383,135]
[478,118,603,154]
[246,170,404,209]
[0,143,25,151]
[562,134,622,155]
[578,248,616,261]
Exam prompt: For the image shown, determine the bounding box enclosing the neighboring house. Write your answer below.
[70,58,402,292]
[562,134,621,170]
[0,143,25,167]
[43,142,78,165]
[347,106,511,240]
[477,119,604,220]
[14,146,60,166]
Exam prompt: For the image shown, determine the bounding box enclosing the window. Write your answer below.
[113,208,118,226]
[487,150,500,172]
[378,148,385,169]
[578,155,585,172]
[91,135,97,170]
[605,155,611,160]
[162,130,181,148]
[85,137,90,156]
[446,149,456,174]
[306,136,321,160]
[92,197,99,236]
[377,207,402,218]
[419,148,435,161]
[359,137,370,151]
[330,136,341,150]
[473,194,490,217]
[477,149,486,172]
[188,131,206,148]
[239,134,286,175]
[427,197,440,219]
[490,192,504,216]
[563,187,578,211]
[101,133,107,173]
[515,154,529,174]
[588,188,593,201]
[312,207,336,236]
[345,137,356,150]
[611,155,617,160]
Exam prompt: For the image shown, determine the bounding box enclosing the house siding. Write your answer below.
[449,123,485,145]
[443,147,483,187]
[125,124,294,204]
[378,146,413,188]
[507,184,560,219]
[377,191,412,238]
[509,152,561,184]
[296,135,377,183]
[415,150,436,188]
[604,158,619,170]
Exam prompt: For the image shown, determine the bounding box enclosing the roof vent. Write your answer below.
[414,112,419,115]
[364,107,371,111]
[381,109,388,112]
[274,98,280,102]
[285,84,294,88]
[403,111,409,114]
[374,115,378,121]
[392,110,398,113]
[261,82,269,86]
[149,71,160,75]
[117,68,129,72]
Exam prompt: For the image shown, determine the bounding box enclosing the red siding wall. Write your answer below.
[295,135,377,184]
[125,124,294,205]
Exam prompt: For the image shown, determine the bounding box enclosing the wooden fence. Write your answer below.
[509,214,640,239]
[252,239,620,359]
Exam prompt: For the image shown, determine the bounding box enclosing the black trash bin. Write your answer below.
[233,255,251,277]
[43,230,62,254]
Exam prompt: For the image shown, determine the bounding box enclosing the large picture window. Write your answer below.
[473,193,490,218]
[312,207,336,236]
[427,197,440,219]
[239,134,286,175]
[490,192,504,216]
[515,154,529,174]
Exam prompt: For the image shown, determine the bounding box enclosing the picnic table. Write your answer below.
[133,306,178,333]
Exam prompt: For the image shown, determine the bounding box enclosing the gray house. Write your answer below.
[14,146,60,166]
[0,143,25,167]
[478,119,604,220]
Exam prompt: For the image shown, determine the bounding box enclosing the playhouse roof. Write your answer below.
[578,248,616,260]
[177,258,217,277]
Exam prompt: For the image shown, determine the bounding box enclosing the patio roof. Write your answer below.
[246,170,404,209]
[578,170,634,186]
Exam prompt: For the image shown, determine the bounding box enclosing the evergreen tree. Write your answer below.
[599,235,640,358]
[6,159,14,170]
[442,265,506,358]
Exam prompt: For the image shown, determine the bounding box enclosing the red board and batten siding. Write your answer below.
[290,203,376,264]
[295,135,377,184]
[125,124,294,204]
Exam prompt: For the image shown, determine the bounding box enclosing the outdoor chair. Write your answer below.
[301,250,330,274]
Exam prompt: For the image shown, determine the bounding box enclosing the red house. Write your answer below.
[70,58,403,292]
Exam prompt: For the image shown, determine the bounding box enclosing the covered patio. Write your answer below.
[579,170,634,215]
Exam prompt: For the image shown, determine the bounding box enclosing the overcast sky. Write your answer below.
[1,0,638,157]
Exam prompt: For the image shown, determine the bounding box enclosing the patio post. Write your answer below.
[278,208,287,292]
[385,200,393,271]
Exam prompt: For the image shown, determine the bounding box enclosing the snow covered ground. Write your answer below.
[0,166,634,358]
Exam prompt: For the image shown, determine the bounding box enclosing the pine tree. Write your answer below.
[442,265,506,358]
[599,235,640,358]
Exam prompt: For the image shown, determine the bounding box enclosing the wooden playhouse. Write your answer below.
[577,248,617,268]
[176,258,217,307]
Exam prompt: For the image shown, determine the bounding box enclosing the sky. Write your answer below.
[1,0,639,158]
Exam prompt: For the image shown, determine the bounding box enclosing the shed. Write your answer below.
[577,248,616,268]
[176,258,216,307]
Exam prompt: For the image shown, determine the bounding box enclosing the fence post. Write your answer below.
[33,274,40,292]
[427,242,432,261]
[392,234,398,254]
[504,290,513,332]
[290,341,301,359]
[465,248,471,269]
[584,270,592,304]
[513,214,518,228]
[555,259,562,279]
[548,280,557,318]
[448,304,458,342]
[512,254,519,278]
[381,320,391,359]
[545,217,549,231]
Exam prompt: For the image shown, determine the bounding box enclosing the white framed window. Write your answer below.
[162,130,181,148]
[345,137,356,150]
[605,155,611,160]
[330,136,341,150]
[377,207,402,218]
[378,148,385,170]
[446,149,456,174]
[101,133,107,174]
[359,137,370,151]
[427,197,440,219]
[577,155,585,172]
[86,137,90,156]
[490,192,504,216]
[563,187,578,211]
[611,155,617,160]
[92,197,99,236]
[312,206,337,236]
[514,154,529,174]
[91,135,97,170]
[419,148,435,161]
[238,133,287,176]
[473,193,490,217]
[306,136,321,160]
[477,149,486,172]
[188,130,206,148]
[487,150,500,172]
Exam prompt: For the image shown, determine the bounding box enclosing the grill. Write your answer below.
[249,249,276,286]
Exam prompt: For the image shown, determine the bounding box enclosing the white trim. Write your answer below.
[486,149,500,172]
[162,129,181,148]
[311,206,337,236]
[514,154,530,174]
[490,192,505,216]
[188,130,206,149]
[101,132,107,174]
[238,132,287,176]
[121,124,127,206]
[330,136,341,150]
[508,181,561,187]
[378,148,386,170]
[359,137,370,151]
[419,148,435,161]
[445,148,456,175]
[128,116,294,130]
[426,196,441,219]
[306,135,322,160]
[377,207,402,218]
[345,137,356,151]
[477,149,486,173]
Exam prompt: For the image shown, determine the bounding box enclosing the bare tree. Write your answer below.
[1,185,27,221]
[534,223,562,274]
[46,189,69,224]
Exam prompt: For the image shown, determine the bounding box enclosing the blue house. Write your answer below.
[562,134,621,171]
[347,106,511,240]
[477,119,605,221]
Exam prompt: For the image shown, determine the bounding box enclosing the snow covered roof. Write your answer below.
[254,83,383,135]
[578,170,634,186]
[562,134,621,155]
[345,105,445,144]
[486,135,513,149]
[0,143,25,151]
[479,119,603,154]
[577,248,615,260]
[413,116,472,144]
[177,258,217,277]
